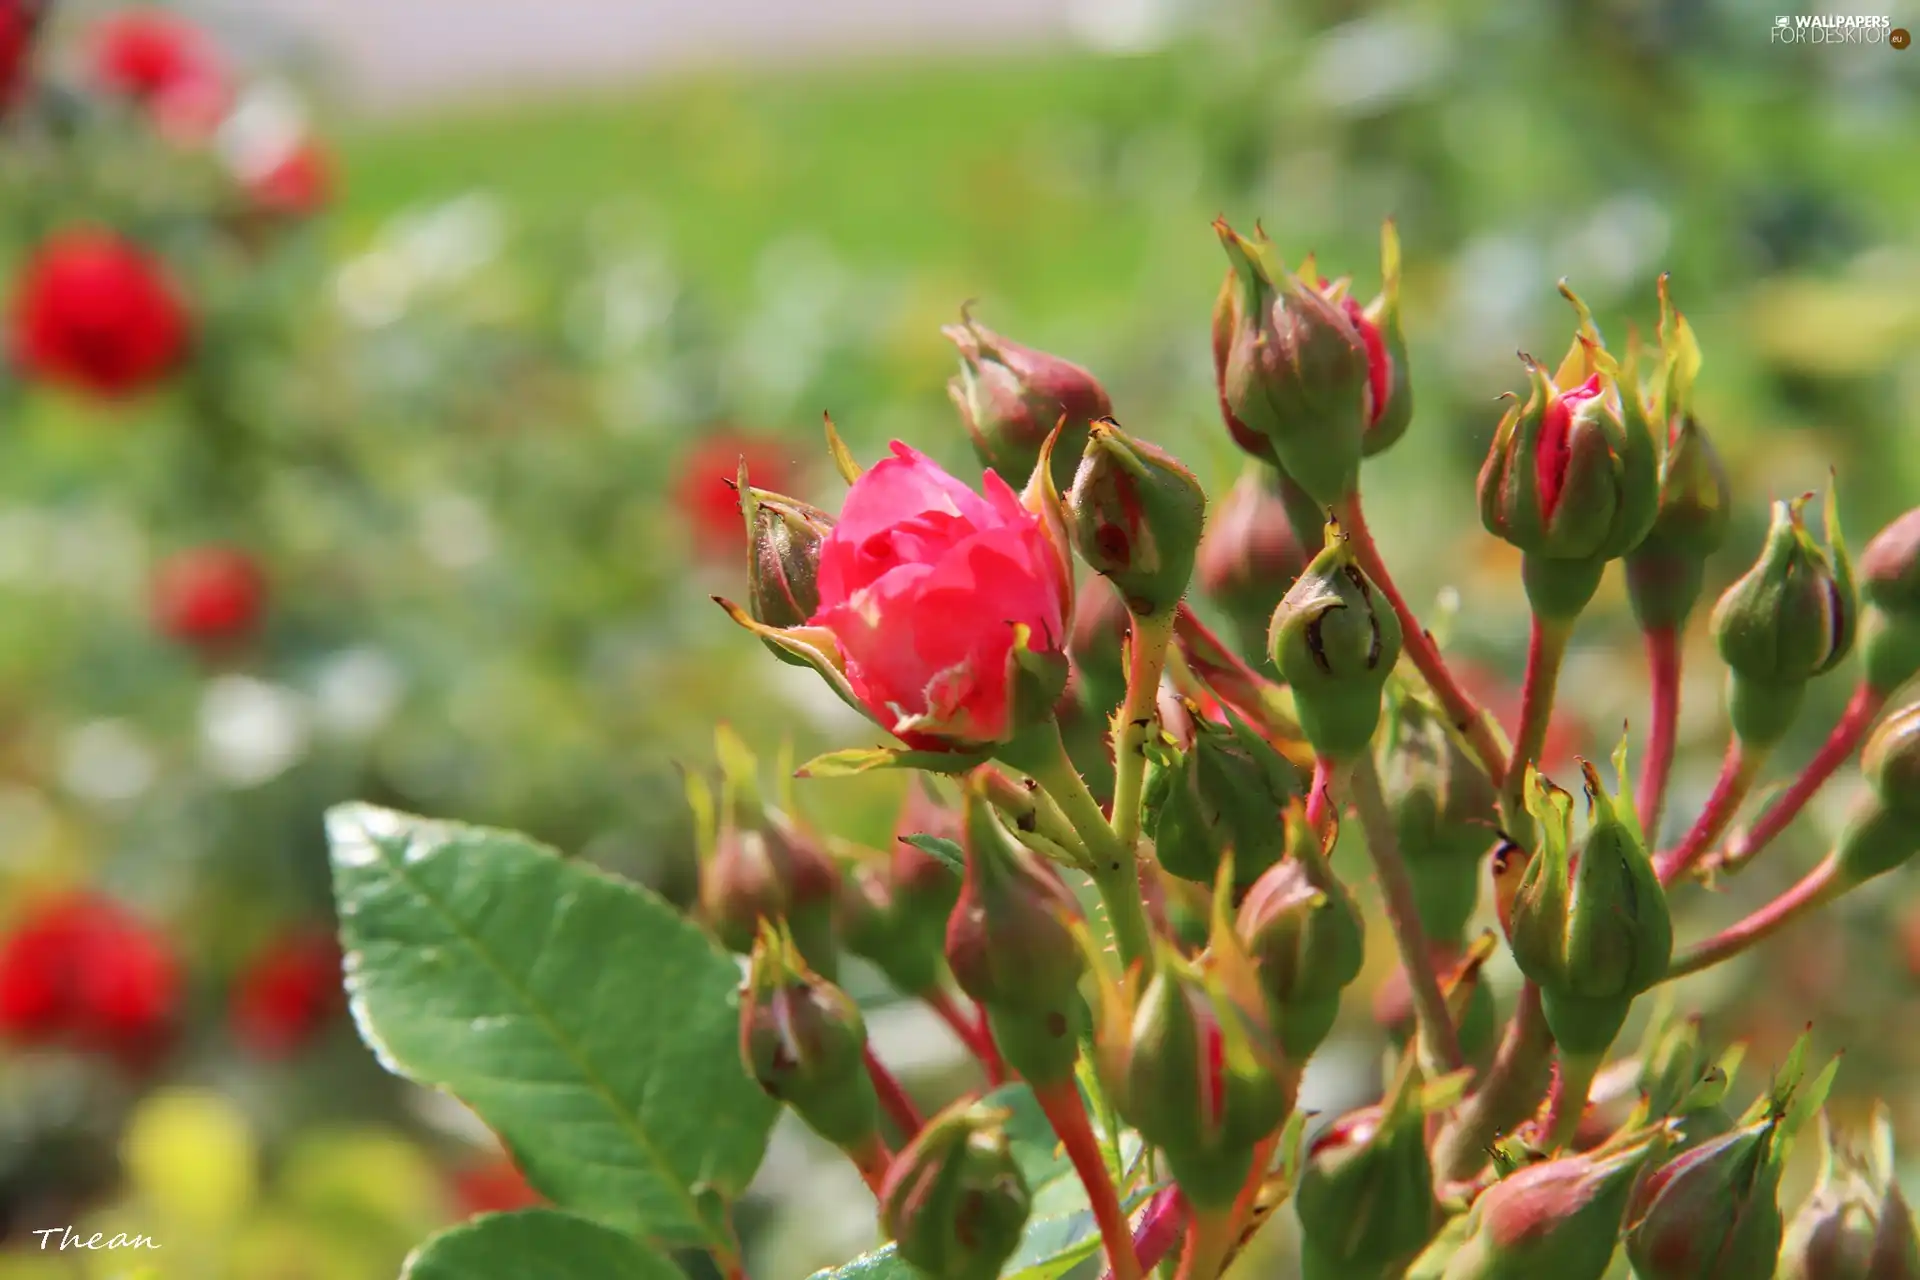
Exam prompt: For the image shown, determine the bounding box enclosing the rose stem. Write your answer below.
[1638,625,1682,838]
[978,765,1090,869]
[1305,756,1337,837]
[1347,756,1464,1070]
[1033,1079,1144,1280]
[1541,1050,1601,1150]
[1009,720,1157,977]
[1713,683,1883,871]
[1655,742,1763,886]
[1501,614,1574,826]
[1664,852,1845,980]
[1110,608,1177,853]
[1333,493,1509,781]
[921,988,1003,1082]
[1433,984,1555,1180]
[862,1045,924,1140]
[848,1133,895,1198]
[1113,1188,1184,1278]
[1173,1207,1237,1280]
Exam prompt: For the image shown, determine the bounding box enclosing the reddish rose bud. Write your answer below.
[1066,417,1208,617]
[0,892,180,1068]
[1780,1107,1920,1280]
[229,931,343,1060]
[240,139,334,220]
[10,229,190,398]
[699,804,838,972]
[734,441,1072,752]
[880,1097,1032,1280]
[87,9,227,136]
[744,482,833,638]
[1624,1115,1789,1280]
[151,545,266,647]
[1196,463,1310,657]
[674,429,801,561]
[739,924,877,1150]
[1236,806,1362,1060]
[1859,507,1920,696]
[1296,1068,1441,1278]
[943,310,1112,490]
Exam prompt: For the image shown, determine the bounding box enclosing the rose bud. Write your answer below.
[1779,1107,1920,1280]
[0,892,180,1069]
[1066,417,1208,618]
[1213,220,1374,507]
[1477,291,1660,620]
[880,1098,1032,1280]
[1635,1013,1738,1136]
[1379,691,1499,943]
[839,860,944,999]
[1627,415,1732,633]
[1440,1125,1669,1280]
[743,480,834,633]
[1069,572,1134,717]
[1710,492,1857,751]
[151,545,266,648]
[1624,1113,1791,1280]
[1145,703,1301,890]
[10,229,190,398]
[1097,941,1292,1211]
[1374,943,1498,1068]
[720,441,1072,754]
[1269,521,1404,764]
[739,924,878,1151]
[239,138,333,221]
[87,7,228,134]
[1858,506,1920,696]
[228,930,343,1060]
[1236,804,1363,1061]
[1506,755,1670,1062]
[945,789,1085,1085]
[696,728,839,972]
[1294,1062,1441,1278]
[1197,462,1312,658]
[943,309,1112,490]
[1833,700,1920,887]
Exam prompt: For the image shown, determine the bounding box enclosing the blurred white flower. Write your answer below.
[398,195,507,287]
[770,660,871,738]
[417,491,496,570]
[335,250,414,329]
[1444,232,1546,381]
[1069,0,1180,54]
[198,676,311,788]
[313,647,407,741]
[1307,14,1452,116]
[216,79,309,183]
[1552,194,1672,300]
[60,720,158,806]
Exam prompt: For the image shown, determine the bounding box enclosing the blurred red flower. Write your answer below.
[87,8,227,135]
[450,1155,545,1218]
[10,229,190,397]
[241,139,333,220]
[672,430,802,560]
[0,891,181,1067]
[0,2,35,115]
[230,931,343,1059]
[152,545,266,647]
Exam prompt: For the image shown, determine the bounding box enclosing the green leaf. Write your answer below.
[797,746,991,778]
[805,1083,1155,1280]
[899,833,964,876]
[402,1210,683,1279]
[327,803,775,1252]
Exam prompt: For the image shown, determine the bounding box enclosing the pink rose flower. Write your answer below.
[810,442,1070,749]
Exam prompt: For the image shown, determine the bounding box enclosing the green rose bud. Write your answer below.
[1834,700,1920,885]
[744,480,834,634]
[1213,219,1372,507]
[1066,418,1208,617]
[1196,462,1311,659]
[880,1097,1033,1280]
[943,310,1112,490]
[1379,691,1500,942]
[1104,942,1293,1211]
[1145,702,1301,890]
[1269,522,1404,764]
[1235,804,1364,1061]
[1780,1106,1920,1280]
[944,790,1085,1084]
[1437,1126,1669,1280]
[740,924,877,1150]
[1861,507,1920,695]
[1295,1065,1441,1279]
[1626,415,1732,633]
[1711,493,1857,750]
[1624,1115,1789,1280]
[1506,754,1671,1058]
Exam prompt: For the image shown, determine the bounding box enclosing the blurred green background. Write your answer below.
[2,0,1918,1276]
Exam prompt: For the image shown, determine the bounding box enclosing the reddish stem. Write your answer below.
[1666,853,1844,979]
[863,1044,925,1141]
[1655,742,1755,886]
[1033,1079,1143,1280]
[1717,683,1883,871]
[1118,1187,1186,1277]
[923,988,1006,1084]
[1333,494,1509,782]
[1638,626,1681,839]
[1501,615,1571,812]
[1306,757,1336,837]
[849,1133,894,1198]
